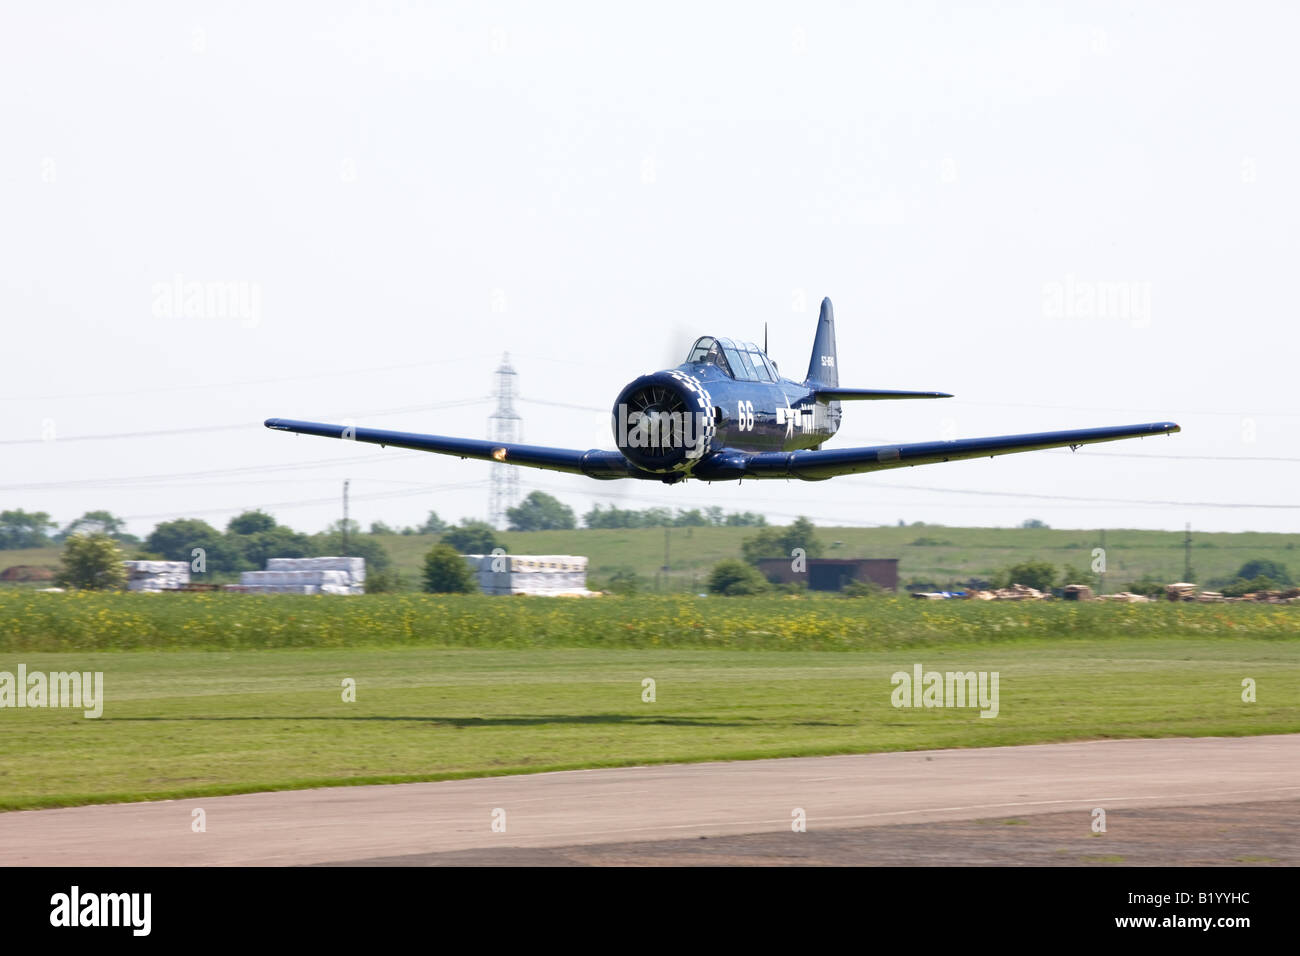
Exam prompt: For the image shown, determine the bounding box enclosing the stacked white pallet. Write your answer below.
[267,556,366,586]
[123,560,190,592]
[240,560,364,595]
[460,554,593,596]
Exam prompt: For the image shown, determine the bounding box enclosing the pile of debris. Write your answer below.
[123,560,190,592]
[1097,591,1153,603]
[237,556,365,594]
[991,583,1049,601]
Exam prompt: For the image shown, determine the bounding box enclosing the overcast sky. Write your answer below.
[3,2,1297,539]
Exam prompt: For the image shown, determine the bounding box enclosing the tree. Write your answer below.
[58,510,134,544]
[707,559,770,596]
[369,521,397,536]
[226,510,276,536]
[1235,559,1292,588]
[441,520,501,554]
[0,510,57,550]
[422,543,477,593]
[999,560,1058,592]
[312,529,392,572]
[1021,518,1050,529]
[237,526,314,569]
[57,533,127,590]
[741,517,823,565]
[417,511,448,534]
[145,518,243,572]
[783,517,824,558]
[740,526,786,564]
[506,491,576,531]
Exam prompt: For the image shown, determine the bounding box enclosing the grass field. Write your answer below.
[5,524,1300,593]
[1,593,1297,811]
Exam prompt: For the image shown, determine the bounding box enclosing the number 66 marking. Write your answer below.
[736,400,755,431]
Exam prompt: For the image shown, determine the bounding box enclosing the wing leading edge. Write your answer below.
[266,417,1180,483]
[728,421,1181,481]
[263,418,638,480]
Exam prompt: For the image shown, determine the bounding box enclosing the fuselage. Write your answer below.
[670,359,840,453]
[610,335,841,478]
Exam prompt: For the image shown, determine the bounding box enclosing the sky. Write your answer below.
[2,1,1297,539]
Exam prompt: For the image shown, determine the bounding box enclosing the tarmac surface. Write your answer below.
[2,734,1297,866]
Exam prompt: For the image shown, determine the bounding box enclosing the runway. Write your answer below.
[3,734,1298,866]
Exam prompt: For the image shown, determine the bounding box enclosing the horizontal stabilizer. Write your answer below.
[814,387,953,401]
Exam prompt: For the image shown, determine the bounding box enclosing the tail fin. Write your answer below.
[805,297,838,386]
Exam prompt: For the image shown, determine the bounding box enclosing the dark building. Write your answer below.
[757,557,899,592]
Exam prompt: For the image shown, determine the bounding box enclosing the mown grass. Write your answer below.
[1,593,1295,811]
[0,639,1297,811]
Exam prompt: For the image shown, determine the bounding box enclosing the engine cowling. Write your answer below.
[612,371,716,474]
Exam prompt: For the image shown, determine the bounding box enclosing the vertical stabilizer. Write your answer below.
[805,297,838,386]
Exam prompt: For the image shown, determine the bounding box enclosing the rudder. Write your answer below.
[805,297,839,386]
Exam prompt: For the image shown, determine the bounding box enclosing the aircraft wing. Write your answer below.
[264,418,638,480]
[736,421,1181,480]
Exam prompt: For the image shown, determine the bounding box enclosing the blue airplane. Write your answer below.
[266,298,1179,483]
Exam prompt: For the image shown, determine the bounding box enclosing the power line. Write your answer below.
[0,354,494,402]
[0,398,491,445]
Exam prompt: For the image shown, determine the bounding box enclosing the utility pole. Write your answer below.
[1184,522,1193,581]
[342,479,350,555]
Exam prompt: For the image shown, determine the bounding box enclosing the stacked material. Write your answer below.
[461,554,595,596]
[241,557,365,594]
[123,560,190,592]
[1062,584,1094,601]
[993,584,1048,601]
[1099,591,1152,603]
[1165,582,1198,602]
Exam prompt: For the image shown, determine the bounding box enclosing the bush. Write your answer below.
[602,567,642,595]
[707,559,769,596]
[57,533,127,591]
[843,579,884,598]
[422,544,477,594]
[998,560,1058,592]
[1125,576,1165,598]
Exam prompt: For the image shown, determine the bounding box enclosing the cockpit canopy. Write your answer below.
[684,336,780,383]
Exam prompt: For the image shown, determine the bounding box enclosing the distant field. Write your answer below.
[6,525,1297,594]
[376,525,1300,592]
